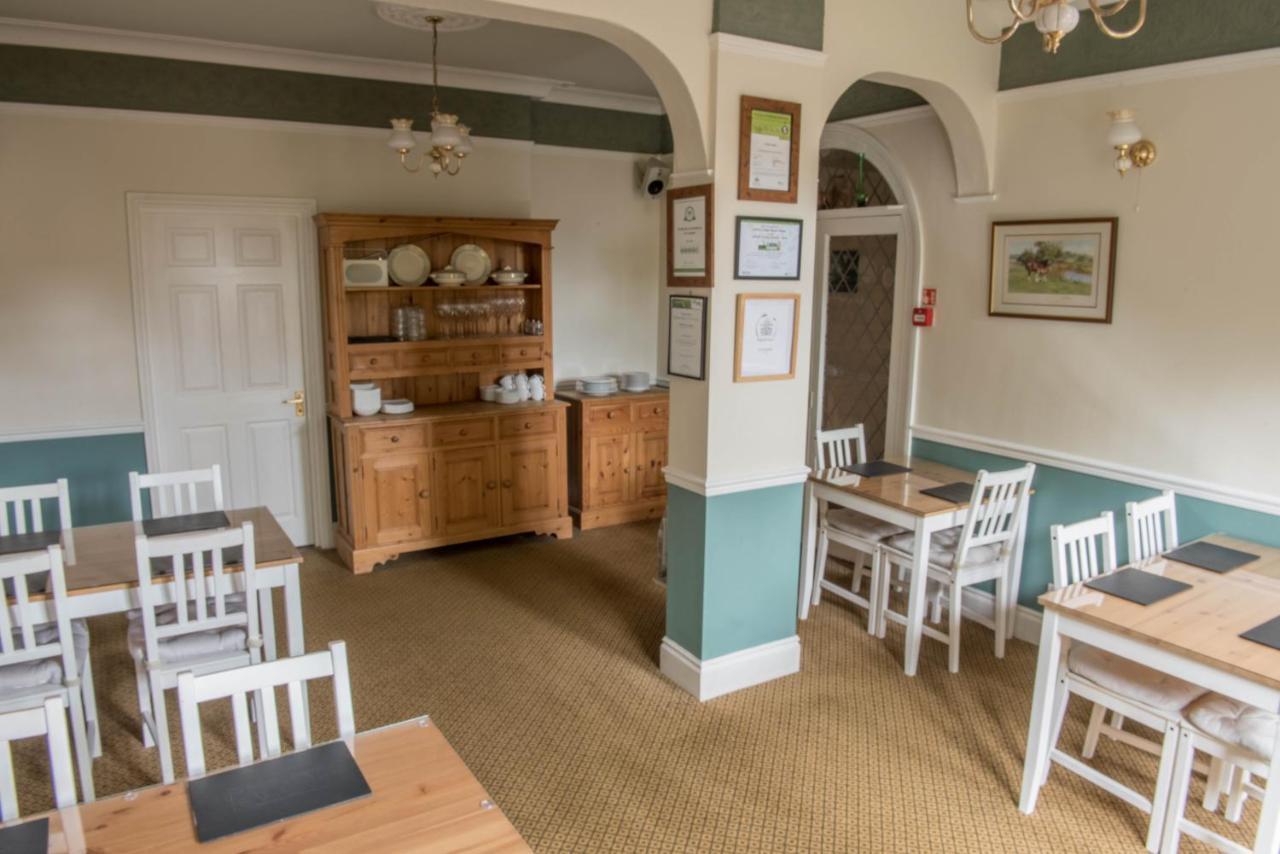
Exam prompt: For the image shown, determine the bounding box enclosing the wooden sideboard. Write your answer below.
[557,388,668,530]
[317,214,572,573]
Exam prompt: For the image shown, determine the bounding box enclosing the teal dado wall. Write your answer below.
[912,439,1280,611]
[0,433,147,526]
[0,45,673,156]
[666,483,803,660]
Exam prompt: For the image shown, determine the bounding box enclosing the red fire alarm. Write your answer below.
[922,288,937,306]
[912,306,935,327]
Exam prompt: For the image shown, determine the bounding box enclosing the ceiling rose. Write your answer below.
[374,3,489,33]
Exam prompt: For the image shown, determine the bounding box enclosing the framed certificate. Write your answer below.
[667,184,713,287]
[734,216,803,280]
[667,295,708,380]
[734,293,799,382]
[738,95,801,203]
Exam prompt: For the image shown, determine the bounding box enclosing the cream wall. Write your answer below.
[0,108,659,435]
[866,63,1280,498]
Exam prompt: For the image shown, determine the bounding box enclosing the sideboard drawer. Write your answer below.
[400,348,450,370]
[349,349,397,374]
[499,411,556,439]
[432,417,494,447]
[501,342,544,365]
[633,400,668,424]
[362,424,428,454]
[450,345,500,368]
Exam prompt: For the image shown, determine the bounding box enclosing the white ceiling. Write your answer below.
[0,0,660,97]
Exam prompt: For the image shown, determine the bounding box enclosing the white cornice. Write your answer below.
[998,45,1280,103]
[709,32,827,67]
[912,425,1280,517]
[0,17,665,115]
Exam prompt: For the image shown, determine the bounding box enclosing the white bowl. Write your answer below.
[430,266,467,287]
[480,384,500,402]
[381,398,415,415]
[496,389,521,405]
[492,266,528,285]
[350,382,382,416]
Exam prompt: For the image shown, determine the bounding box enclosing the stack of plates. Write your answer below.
[578,376,619,396]
[621,371,651,392]
[381,398,415,415]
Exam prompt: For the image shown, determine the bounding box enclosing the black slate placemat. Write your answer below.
[0,817,49,853]
[919,481,975,504]
[142,511,230,538]
[1164,541,1260,574]
[1240,615,1280,651]
[840,460,912,478]
[0,529,61,557]
[1084,567,1192,606]
[188,740,371,843]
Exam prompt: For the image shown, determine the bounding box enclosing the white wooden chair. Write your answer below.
[808,426,907,634]
[1162,694,1278,853]
[1042,511,1207,853]
[176,641,354,779]
[129,465,224,521]
[876,464,1035,673]
[130,522,263,783]
[0,478,72,537]
[0,696,77,820]
[0,546,95,803]
[1126,489,1178,565]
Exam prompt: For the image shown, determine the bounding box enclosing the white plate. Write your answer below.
[388,244,431,286]
[450,243,492,285]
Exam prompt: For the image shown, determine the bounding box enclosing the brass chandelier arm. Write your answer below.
[966,0,1029,45]
[1088,0,1147,38]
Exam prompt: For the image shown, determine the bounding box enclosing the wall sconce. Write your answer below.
[1107,109,1157,177]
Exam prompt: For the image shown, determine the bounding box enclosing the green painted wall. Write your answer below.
[999,0,1280,90]
[0,45,672,155]
[712,0,824,51]
[912,439,1280,610]
[666,483,803,660]
[827,80,927,122]
[0,433,147,527]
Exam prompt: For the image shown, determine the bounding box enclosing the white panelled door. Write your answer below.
[135,206,313,544]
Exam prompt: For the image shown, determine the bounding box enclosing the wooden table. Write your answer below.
[798,456,1030,676]
[3,717,530,852]
[1019,535,1280,852]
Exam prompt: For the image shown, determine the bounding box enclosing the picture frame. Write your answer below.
[738,95,802,204]
[734,292,800,383]
[734,216,803,281]
[988,218,1119,323]
[667,295,708,381]
[667,184,713,287]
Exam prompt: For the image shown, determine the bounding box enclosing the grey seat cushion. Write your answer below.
[1069,643,1206,713]
[1184,693,1279,758]
[884,526,1002,570]
[826,508,907,542]
[0,619,90,692]
[128,597,248,665]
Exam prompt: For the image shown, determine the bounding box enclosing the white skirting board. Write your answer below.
[960,587,1043,645]
[659,636,801,702]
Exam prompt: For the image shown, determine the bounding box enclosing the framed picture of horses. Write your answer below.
[988,218,1118,323]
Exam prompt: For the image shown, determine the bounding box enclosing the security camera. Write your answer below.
[638,157,671,199]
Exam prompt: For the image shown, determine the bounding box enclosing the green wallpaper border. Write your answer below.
[712,0,824,51]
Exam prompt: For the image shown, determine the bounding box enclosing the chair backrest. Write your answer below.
[132,523,259,668]
[815,425,868,469]
[129,465,224,521]
[0,696,77,820]
[1125,489,1178,565]
[177,641,355,778]
[954,464,1037,565]
[0,546,78,690]
[0,478,71,536]
[1050,511,1118,589]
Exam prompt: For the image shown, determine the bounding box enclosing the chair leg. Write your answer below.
[149,679,175,784]
[948,581,963,673]
[994,575,1008,659]
[812,529,830,608]
[1042,678,1071,786]
[1160,728,1196,854]
[134,660,154,749]
[1110,710,1127,730]
[65,690,95,802]
[1082,703,1107,759]
[877,558,894,639]
[1202,757,1227,813]
[866,549,882,636]
[0,742,16,823]
[81,654,102,758]
[1147,720,1182,854]
[1225,768,1249,823]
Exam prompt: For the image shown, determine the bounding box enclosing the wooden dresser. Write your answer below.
[557,388,669,530]
[317,214,572,573]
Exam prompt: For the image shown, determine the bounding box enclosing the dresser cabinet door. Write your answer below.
[586,434,632,508]
[633,429,668,501]
[361,452,432,546]
[499,438,560,526]
[434,446,501,536]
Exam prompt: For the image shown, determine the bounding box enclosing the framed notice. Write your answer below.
[667,184,713,287]
[734,216,803,280]
[734,293,799,383]
[738,95,801,203]
[667,295,708,380]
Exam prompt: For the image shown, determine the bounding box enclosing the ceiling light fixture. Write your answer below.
[966,0,1147,54]
[387,15,473,177]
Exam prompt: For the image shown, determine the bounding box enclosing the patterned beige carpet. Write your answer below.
[12,521,1254,850]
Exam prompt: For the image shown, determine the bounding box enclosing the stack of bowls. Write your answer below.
[579,376,619,396]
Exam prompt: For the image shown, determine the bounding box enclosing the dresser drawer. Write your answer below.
[432,417,494,447]
[499,410,556,439]
[361,424,427,454]
[501,342,543,365]
[633,400,668,423]
[399,348,450,370]
[349,349,397,373]
[586,403,631,433]
[450,345,500,368]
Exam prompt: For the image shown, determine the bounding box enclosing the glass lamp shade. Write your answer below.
[455,125,474,157]
[430,113,463,150]
[387,118,417,151]
[1107,110,1143,147]
[1036,1,1080,35]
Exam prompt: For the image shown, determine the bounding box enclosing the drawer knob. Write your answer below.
[502,479,513,488]
[390,435,400,443]
[459,429,468,436]
[523,422,532,429]
[418,489,430,499]
[607,411,617,419]
[369,357,379,366]
[485,480,497,490]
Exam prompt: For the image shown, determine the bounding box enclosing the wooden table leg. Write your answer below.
[798,481,819,621]
[902,519,933,676]
[1020,609,1063,814]
[1254,737,1280,852]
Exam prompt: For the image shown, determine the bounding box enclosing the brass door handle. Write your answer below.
[283,390,305,416]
